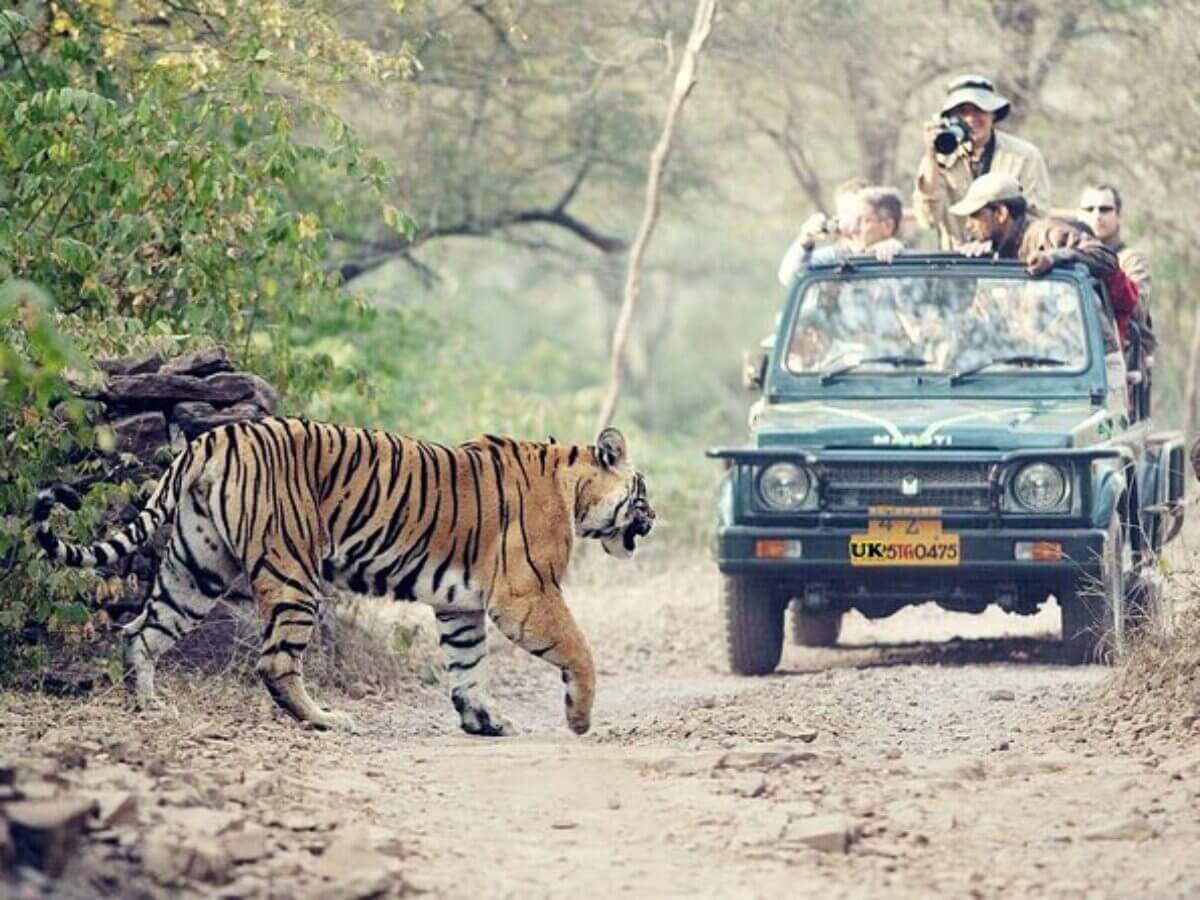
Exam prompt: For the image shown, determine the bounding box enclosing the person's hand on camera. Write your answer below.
[798,212,829,250]
[917,116,947,195]
[923,116,944,158]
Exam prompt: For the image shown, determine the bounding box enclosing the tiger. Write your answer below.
[33,416,655,736]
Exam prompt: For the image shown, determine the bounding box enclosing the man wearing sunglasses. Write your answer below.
[914,74,1051,250]
[1079,183,1155,358]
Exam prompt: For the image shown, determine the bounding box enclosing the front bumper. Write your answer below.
[716,524,1105,602]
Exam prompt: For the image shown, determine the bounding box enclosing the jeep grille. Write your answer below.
[820,461,993,511]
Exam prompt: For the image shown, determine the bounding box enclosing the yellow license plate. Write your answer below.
[849,507,960,567]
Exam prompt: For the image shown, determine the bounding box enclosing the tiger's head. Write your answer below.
[575,428,655,559]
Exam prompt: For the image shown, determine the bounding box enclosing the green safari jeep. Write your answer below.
[710,253,1186,671]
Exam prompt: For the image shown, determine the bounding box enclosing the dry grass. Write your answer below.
[303,595,444,692]
[1093,506,1200,747]
[170,593,449,697]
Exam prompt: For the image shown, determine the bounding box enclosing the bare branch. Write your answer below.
[595,0,717,432]
[330,201,626,284]
[554,158,594,214]
[468,1,516,55]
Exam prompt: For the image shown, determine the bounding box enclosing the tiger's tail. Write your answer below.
[33,447,195,569]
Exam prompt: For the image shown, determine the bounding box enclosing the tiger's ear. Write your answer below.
[595,428,626,469]
[547,434,558,444]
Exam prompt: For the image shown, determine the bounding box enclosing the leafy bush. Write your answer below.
[0,2,416,683]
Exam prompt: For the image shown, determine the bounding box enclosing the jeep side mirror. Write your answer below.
[742,349,768,392]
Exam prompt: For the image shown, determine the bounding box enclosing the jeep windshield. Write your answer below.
[784,275,1089,379]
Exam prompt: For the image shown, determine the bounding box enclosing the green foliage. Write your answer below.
[0,280,99,676]
[0,0,417,683]
[0,280,83,407]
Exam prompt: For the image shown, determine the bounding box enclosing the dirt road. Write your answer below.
[4,551,1200,899]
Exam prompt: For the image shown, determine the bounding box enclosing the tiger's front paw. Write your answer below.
[566,705,591,735]
[563,674,593,735]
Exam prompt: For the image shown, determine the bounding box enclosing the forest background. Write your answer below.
[2,0,1198,676]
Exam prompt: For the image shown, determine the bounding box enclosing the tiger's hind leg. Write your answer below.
[251,566,354,732]
[435,609,516,737]
[122,497,239,709]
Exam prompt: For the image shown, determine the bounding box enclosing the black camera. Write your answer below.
[933,116,970,155]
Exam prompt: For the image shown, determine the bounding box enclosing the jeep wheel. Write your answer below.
[1062,512,1125,664]
[722,575,786,675]
[791,603,843,647]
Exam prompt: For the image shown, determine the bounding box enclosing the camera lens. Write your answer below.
[933,118,968,155]
[934,128,960,154]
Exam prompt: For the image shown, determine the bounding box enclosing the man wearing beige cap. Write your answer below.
[952,172,1141,346]
[914,75,1051,250]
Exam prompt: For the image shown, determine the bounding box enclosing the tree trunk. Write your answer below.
[594,0,717,433]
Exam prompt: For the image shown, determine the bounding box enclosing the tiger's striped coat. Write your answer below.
[34,417,654,735]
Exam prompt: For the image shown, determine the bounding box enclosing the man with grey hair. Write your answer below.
[914,74,1051,249]
[857,187,904,259]
[777,184,905,285]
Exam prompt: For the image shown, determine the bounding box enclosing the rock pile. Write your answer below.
[0,744,410,896]
[86,346,279,459]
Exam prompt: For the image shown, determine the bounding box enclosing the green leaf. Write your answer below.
[0,10,30,40]
[54,602,90,626]
[382,205,417,241]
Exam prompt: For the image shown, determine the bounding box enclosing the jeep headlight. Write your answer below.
[758,463,812,510]
[1012,462,1069,512]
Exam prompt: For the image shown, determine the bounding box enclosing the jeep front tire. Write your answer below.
[722,575,786,675]
[1062,511,1124,664]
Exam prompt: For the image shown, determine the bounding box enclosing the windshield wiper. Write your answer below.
[949,354,1068,386]
[818,355,931,385]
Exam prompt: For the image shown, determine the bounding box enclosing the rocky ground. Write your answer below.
[3,546,1200,899]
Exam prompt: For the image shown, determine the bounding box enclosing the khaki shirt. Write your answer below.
[914,131,1052,249]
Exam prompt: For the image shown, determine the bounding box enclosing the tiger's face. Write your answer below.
[576,428,656,559]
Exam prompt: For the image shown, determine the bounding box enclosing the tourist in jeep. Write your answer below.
[1079,182,1155,357]
[777,183,905,285]
[951,172,1140,348]
[914,74,1051,250]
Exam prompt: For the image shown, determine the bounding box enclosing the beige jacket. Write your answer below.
[914,131,1052,249]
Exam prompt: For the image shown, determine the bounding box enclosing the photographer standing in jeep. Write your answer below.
[913,74,1051,250]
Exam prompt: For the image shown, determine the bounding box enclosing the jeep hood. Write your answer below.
[752,398,1108,450]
